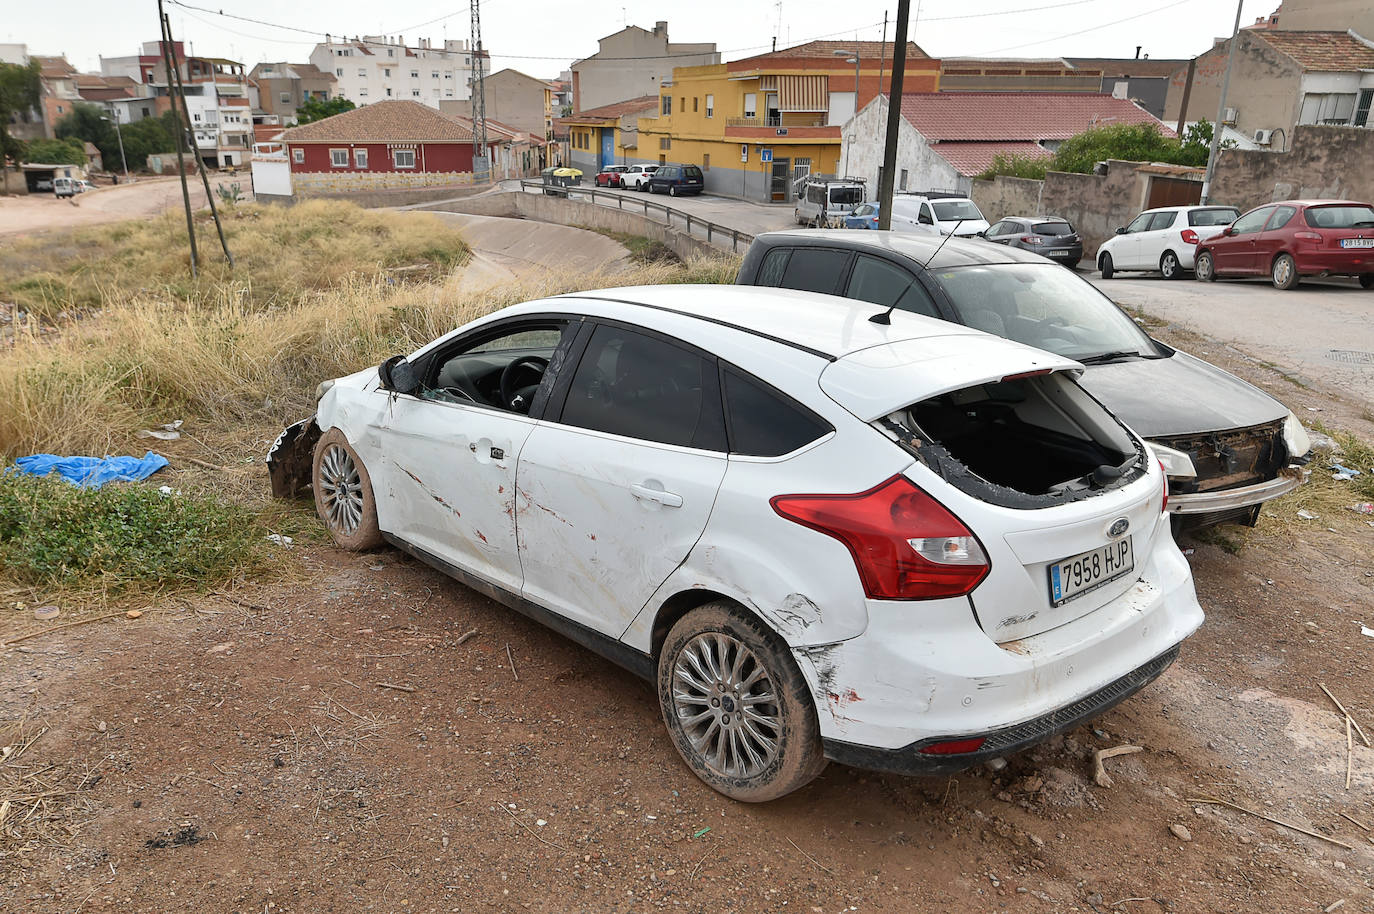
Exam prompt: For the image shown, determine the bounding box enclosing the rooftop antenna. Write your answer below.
[870,219,965,324]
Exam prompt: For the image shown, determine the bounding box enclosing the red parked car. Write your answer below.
[1194,200,1374,290]
[595,165,629,187]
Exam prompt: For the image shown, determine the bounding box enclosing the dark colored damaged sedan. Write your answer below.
[736,230,1312,531]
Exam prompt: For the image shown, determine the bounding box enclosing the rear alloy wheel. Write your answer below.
[1271,253,1299,290]
[669,184,679,197]
[1195,250,1216,282]
[658,602,826,802]
[1359,273,1374,289]
[312,428,383,551]
[1160,250,1181,280]
[1099,252,1115,279]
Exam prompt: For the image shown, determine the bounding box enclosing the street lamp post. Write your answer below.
[102,109,130,184]
[834,49,861,177]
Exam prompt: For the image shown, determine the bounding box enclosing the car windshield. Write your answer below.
[1305,204,1374,229]
[829,186,864,206]
[1188,208,1239,226]
[1032,222,1073,236]
[935,263,1157,362]
[932,200,983,222]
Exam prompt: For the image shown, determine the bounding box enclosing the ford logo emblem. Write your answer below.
[1108,517,1130,538]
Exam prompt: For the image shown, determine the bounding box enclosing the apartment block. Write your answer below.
[309,35,475,109]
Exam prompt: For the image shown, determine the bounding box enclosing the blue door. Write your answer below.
[599,128,615,171]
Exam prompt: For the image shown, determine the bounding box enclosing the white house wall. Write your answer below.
[841,97,969,196]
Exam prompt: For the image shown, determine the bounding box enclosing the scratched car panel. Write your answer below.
[269,283,1204,801]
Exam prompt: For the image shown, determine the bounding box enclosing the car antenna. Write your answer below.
[869,219,967,324]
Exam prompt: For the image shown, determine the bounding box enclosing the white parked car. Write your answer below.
[268,285,1204,801]
[890,194,990,237]
[622,164,659,191]
[1097,205,1241,279]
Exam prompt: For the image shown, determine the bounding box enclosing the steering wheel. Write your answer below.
[499,355,550,412]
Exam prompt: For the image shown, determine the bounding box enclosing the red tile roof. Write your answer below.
[565,94,659,123]
[931,142,1050,176]
[33,56,76,79]
[1252,30,1374,71]
[897,91,1173,143]
[279,100,475,143]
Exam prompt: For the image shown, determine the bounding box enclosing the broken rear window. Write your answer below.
[876,373,1145,509]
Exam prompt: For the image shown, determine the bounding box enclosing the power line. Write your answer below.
[984,0,1194,54]
[922,0,1107,23]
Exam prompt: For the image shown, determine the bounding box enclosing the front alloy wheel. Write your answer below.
[1195,251,1216,282]
[312,428,383,550]
[1271,253,1299,290]
[658,602,826,801]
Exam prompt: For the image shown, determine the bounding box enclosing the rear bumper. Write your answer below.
[1042,244,1084,263]
[824,645,1179,775]
[1167,470,1301,515]
[1295,251,1374,275]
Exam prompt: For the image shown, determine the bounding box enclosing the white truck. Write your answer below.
[794,174,867,228]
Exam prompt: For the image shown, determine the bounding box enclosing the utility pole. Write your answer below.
[877,0,911,231]
[105,107,129,183]
[470,0,489,183]
[1200,0,1244,205]
[1175,58,1196,136]
[162,11,234,266]
[156,0,197,276]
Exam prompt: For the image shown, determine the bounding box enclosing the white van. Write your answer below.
[52,177,76,199]
[889,194,989,237]
[795,175,867,227]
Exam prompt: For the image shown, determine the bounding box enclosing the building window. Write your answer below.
[693,97,698,113]
[432,71,439,79]
[394,149,416,168]
[445,71,453,79]
[1298,92,1357,125]
[330,148,348,167]
[412,89,420,97]
[410,70,419,78]
[659,137,671,150]
[384,68,392,77]
[445,90,453,97]
[703,153,710,169]
[900,169,908,190]
[280,92,291,104]
[355,148,368,168]
[359,88,368,97]
[358,68,367,77]
[292,148,304,163]
[1356,89,1373,128]
[335,68,343,77]
[744,93,757,118]
[387,49,394,57]
[386,88,393,97]
[661,95,672,115]
[705,94,713,118]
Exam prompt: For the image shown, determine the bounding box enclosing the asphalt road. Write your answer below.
[1088,271,1374,404]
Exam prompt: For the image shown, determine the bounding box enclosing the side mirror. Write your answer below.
[1223,226,1236,236]
[976,230,987,238]
[1115,226,1127,235]
[378,354,419,395]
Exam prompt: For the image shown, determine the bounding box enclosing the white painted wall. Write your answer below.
[841,97,969,196]
[251,154,292,197]
[309,37,474,109]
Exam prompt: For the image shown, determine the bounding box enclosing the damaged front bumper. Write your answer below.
[1167,469,1302,515]
[266,415,320,498]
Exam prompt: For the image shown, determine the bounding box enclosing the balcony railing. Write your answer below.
[725,116,826,129]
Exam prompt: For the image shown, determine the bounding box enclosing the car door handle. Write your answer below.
[630,484,683,508]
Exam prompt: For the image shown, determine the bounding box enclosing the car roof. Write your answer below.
[542,283,990,361]
[754,228,1047,269]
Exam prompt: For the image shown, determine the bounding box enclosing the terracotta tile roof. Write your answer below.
[279,100,475,143]
[752,40,928,62]
[254,124,285,143]
[1065,57,1190,79]
[1252,30,1374,71]
[289,63,335,82]
[33,56,76,79]
[897,92,1173,143]
[932,141,1049,176]
[565,94,659,123]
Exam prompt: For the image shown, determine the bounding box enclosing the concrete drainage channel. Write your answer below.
[415,186,754,261]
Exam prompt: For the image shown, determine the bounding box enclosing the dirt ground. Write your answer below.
[3,294,1374,914]
[0,174,248,237]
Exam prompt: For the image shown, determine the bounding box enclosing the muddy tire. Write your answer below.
[1195,250,1216,282]
[1160,250,1181,280]
[657,602,826,802]
[312,428,383,551]
[1271,253,1299,290]
[1099,253,1114,279]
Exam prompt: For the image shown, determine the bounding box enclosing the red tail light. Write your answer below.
[1020,235,1043,244]
[1180,229,1200,245]
[771,475,990,600]
[1158,459,1168,513]
[919,737,986,755]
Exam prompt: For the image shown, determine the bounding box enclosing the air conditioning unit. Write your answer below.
[1253,128,1274,146]
[1222,107,1238,125]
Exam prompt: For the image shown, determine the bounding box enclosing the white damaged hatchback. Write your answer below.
[268,284,1204,801]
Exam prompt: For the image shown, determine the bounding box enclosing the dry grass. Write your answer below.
[0,714,99,863]
[0,200,472,322]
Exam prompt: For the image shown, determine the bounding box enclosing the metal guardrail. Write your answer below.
[516,180,755,253]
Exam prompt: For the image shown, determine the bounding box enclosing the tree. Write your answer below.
[295,96,355,125]
[977,153,1049,182]
[23,137,87,165]
[977,121,1237,181]
[0,60,42,193]
[56,101,118,167]
[114,110,183,171]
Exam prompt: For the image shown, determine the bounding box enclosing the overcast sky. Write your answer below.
[8,0,1273,76]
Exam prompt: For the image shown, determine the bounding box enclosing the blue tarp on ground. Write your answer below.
[9,452,169,489]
